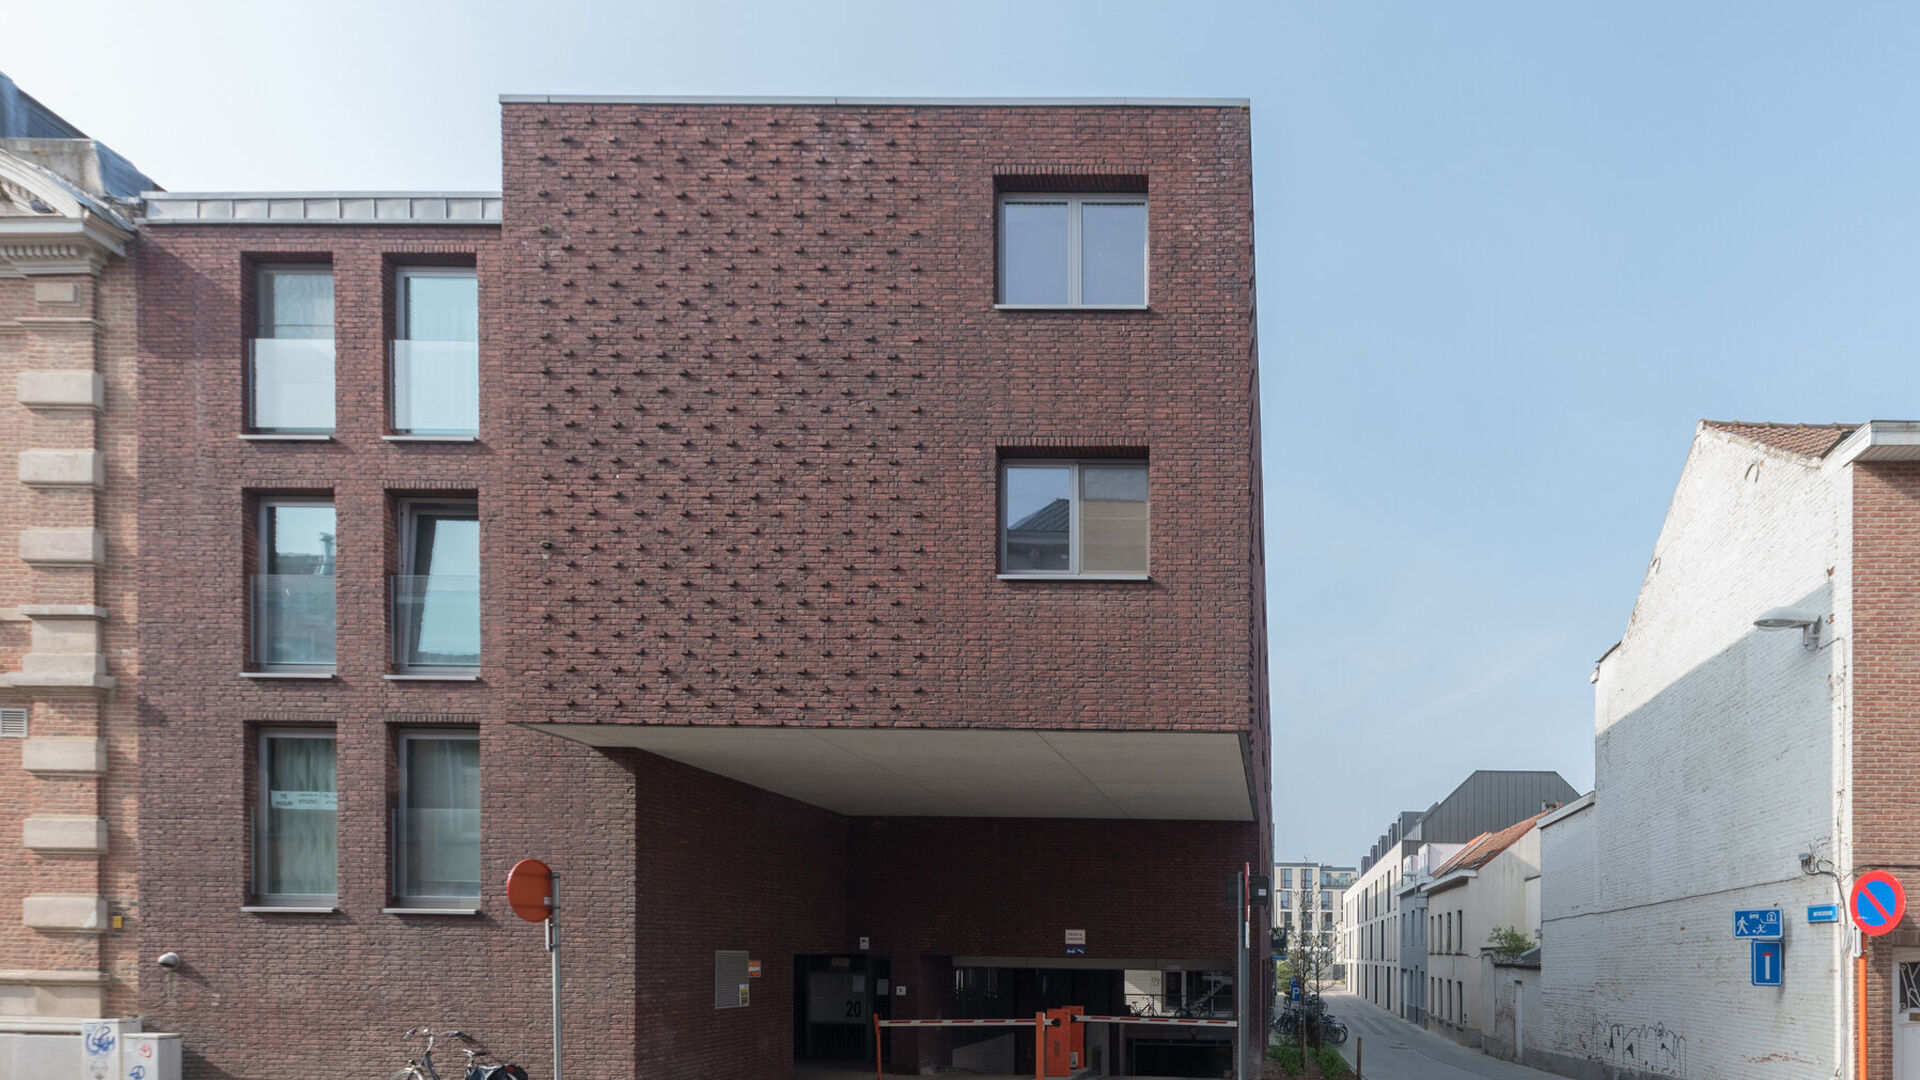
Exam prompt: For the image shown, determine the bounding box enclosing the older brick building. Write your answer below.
[0,73,150,1075]
[135,97,1269,1079]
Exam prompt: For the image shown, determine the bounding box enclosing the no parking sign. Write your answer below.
[1849,871,1907,937]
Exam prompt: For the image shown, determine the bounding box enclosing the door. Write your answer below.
[1898,958,1920,1079]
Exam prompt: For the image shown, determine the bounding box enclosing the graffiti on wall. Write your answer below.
[1595,1017,1686,1077]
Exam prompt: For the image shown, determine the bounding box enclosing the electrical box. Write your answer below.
[1249,875,1271,907]
[123,1034,182,1080]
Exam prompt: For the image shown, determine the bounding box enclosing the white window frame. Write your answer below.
[996,193,1149,309]
[393,728,482,908]
[253,727,338,907]
[998,458,1150,581]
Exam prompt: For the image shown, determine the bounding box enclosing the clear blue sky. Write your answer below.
[16,1,1920,867]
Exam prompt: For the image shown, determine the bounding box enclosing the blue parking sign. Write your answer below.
[1751,940,1783,987]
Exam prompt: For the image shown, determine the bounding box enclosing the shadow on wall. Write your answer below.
[1541,584,1837,1080]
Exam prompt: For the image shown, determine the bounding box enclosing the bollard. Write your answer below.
[1355,1035,1361,1079]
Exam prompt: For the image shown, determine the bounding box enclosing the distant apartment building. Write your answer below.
[1343,771,1575,1023]
[0,73,151,1074]
[131,96,1271,1080]
[1274,861,1355,982]
[1535,420,1920,1080]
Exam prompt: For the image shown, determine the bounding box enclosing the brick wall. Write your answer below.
[1850,460,1920,1080]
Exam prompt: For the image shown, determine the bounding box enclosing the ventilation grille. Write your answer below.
[715,950,749,1010]
[0,709,26,739]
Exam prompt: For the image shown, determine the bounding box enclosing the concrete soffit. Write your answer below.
[1829,420,1920,467]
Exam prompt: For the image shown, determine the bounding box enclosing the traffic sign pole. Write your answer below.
[548,873,563,1080]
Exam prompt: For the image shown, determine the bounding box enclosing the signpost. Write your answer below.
[507,859,562,1080]
[1850,872,1908,937]
[1733,909,1782,939]
[1751,940,1783,987]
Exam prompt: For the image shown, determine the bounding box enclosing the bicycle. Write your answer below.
[386,1026,529,1080]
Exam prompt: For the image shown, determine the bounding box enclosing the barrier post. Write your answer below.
[1356,1035,1362,1079]
[1035,1012,1045,1080]
[874,1012,883,1080]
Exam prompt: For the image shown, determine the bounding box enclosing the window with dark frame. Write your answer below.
[253,499,337,670]
[392,267,479,436]
[998,194,1147,307]
[255,728,337,905]
[394,729,481,906]
[393,499,480,672]
[1000,459,1149,577]
[249,266,335,433]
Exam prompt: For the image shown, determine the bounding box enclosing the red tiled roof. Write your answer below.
[1432,810,1549,877]
[1701,420,1858,458]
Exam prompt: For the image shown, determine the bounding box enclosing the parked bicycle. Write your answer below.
[386,1026,529,1080]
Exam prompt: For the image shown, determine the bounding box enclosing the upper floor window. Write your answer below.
[250,266,335,433]
[998,194,1147,307]
[393,268,479,436]
[394,499,480,673]
[253,499,336,671]
[394,730,481,906]
[1000,459,1148,578]
[1281,868,1293,888]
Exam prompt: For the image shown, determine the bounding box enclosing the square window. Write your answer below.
[394,499,479,672]
[998,195,1147,307]
[249,266,335,433]
[1000,460,1149,577]
[393,268,479,435]
[395,731,481,905]
[253,499,336,670]
[255,729,337,904]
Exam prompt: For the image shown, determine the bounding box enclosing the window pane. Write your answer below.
[261,270,333,338]
[395,272,480,435]
[257,504,336,667]
[402,273,478,342]
[1079,464,1148,574]
[1003,465,1071,572]
[401,737,481,900]
[262,735,336,898]
[1080,202,1147,305]
[1001,202,1069,305]
[397,507,480,668]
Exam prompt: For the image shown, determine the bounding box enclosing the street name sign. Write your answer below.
[1751,940,1783,987]
[1733,909,1782,939]
[1850,872,1908,937]
[1807,904,1839,924]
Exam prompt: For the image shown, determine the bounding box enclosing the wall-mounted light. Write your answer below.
[1754,607,1823,651]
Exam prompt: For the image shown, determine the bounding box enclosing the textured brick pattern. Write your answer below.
[1850,461,1920,1080]
[136,101,1269,1080]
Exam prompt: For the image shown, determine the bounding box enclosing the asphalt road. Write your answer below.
[1325,993,1566,1080]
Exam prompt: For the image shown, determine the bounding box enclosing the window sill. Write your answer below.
[383,434,479,443]
[241,905,338,914]
[240,669,337,680]
[383,672,481,682]
[382,906,482,916]
[238,433,334,442]
[992,304,1150,312]
[996,573,1152,582]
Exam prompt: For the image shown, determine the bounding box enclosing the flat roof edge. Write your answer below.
[499,94,1249,108]
[143,191,502,200]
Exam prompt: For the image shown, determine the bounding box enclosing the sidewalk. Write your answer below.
[1325,993,1564,1080]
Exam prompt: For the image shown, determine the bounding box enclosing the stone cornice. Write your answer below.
[0,217,128,276]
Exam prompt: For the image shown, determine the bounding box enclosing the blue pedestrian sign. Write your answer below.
[1808,904,1840,924]
[1734,909,1782,939]
[1065,945,1086,956]
[1751,939,1783,986]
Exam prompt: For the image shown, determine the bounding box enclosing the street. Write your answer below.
[1324,994,1565,1080]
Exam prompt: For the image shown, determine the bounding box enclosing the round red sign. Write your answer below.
[1849,871,1907,937]
[506,858,554,923]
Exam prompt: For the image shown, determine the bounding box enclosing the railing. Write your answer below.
[393,805,482,902]
[249,338,335,433]
[392,340,479,435]
[392,574,480,670]
[252,574,336,668]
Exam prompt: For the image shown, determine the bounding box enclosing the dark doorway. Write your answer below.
[794,954,891,1064]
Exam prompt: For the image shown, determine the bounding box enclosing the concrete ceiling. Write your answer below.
[524,724,1253,820]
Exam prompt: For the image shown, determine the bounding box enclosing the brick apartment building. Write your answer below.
[133,97,1270,1079]
[0,74,151,1074]
[1536,420,1920,1080]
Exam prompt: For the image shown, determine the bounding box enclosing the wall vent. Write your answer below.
[0,708,26,738]
[715,950,749,1009]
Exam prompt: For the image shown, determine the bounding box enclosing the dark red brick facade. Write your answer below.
[1850,461,1920,1080]
[137,100,1268,1079]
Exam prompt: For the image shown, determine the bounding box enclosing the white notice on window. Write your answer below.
[270,790,337,810]
[851,975,865,993]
